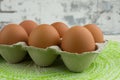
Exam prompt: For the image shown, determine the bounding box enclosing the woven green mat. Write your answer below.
[0,40,120,80]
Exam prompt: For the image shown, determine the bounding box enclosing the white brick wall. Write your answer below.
[0,0,120,34]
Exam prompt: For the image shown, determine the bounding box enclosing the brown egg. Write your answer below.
[28,24,60,48]
[20,20,38,35]
[0,24,28,45]
[61,26,95,53]
[51,22,69,37]
[84,24,104,43]
[0,30,1,44]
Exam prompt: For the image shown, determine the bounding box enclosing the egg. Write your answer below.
[0,24,28,45]
[51,22,69,37]
[0,30,1,44]
[84,24,104,43]
[20,20,38,35]
[28,24,60,48]
[61,26,95,53]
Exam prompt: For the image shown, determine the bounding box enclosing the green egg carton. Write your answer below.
[0,41,107,73]
[26,46,61,66]
[0,42,27,63]
[26,41,107,72]
[60,41,107,72]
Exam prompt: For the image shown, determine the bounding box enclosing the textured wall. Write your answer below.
[0,0,120,35]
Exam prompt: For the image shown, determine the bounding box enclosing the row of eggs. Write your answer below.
[0,20,104,53]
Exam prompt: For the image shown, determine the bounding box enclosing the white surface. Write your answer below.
[105,35,120,41]
[0,0,120,35]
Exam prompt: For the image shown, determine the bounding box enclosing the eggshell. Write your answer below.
[0,24,28,45]
[28,24,60,48]
[84,24,104,43]
[51,22,69,37]
[0,31,1,44]
[20,20,38,35]
[61,26,95,53]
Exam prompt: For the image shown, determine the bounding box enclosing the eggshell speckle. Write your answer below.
[84,24,104,43]
[28,24,60,48]
[61,26,95,53]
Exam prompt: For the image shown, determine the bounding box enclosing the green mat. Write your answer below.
[0,40,120,80]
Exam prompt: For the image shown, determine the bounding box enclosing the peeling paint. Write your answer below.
[64,15,76,25]
[0,0,120,35]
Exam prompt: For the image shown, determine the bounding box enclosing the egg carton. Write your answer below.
[0,41,107,72]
